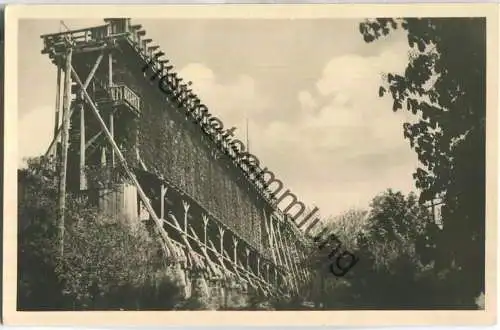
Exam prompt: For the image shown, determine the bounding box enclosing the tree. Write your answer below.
[306,208,368,309]
[18,157,65,309]
[308,190,445,309]
[359,18,486,306]
[18,157,185,310]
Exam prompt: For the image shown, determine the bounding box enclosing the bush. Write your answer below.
[18,157,185,310]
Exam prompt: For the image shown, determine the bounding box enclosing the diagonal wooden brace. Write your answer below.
[187,225,219,276]
[45,52,105,158]
[70,65,177,260]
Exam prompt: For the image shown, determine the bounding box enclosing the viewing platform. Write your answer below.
[108,84,141,116]
[40,17,308,250]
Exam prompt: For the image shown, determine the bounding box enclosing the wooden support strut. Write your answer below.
[245,248,250,268]
[218,226,225,254]
[45,52,104,158]
[70,65,177,259]
[182,201,190,233]
[185,221,272,295]
[232,237,238,264]
[283,228,302,293]
[263,209,277,265]
[187,225,219,277]
[236,260,260,292]
[223,254,258,293]
[79,93,86,190]
[108,52,115,166]
[202,215,209,249]
[223,249,273,297]
[287,232,304,286]
[160,184,167,220]
[53,66,62,143]
[166,212,197,268]
[208,239,228,280]
[85,131,102,150]
[57,47,73,256]
[275,221,298,293]
[268,213,284,267]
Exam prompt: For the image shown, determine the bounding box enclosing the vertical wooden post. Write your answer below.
[202,215,209,249]
[108,52,115,167]
[257,256,260,276]
[110,112,115,167]
[53,66,62,140]
[160,184,167,219]
[431,199,436,223]
[232,237,238,263]
[58,46,73,256]
[79,95,86,190]
[101,147,107,166]
[245,248,250,268]
[183,202,189,233]
[108,51,113,86]
[218,227,225,253]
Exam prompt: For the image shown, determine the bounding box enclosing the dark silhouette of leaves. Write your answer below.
[359,17,486,306]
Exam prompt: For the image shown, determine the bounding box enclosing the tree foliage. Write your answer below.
[18,157,185,310]
[311,190,442,309]
[359,17,486,306]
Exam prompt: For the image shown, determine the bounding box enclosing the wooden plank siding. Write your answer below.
[112,42,268,254]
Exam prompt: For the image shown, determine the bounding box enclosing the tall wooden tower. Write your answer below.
[41,18,311,299]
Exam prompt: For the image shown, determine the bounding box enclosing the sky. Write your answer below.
[18,18,419,218]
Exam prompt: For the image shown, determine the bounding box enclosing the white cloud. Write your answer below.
[245,42,419,217]
[179,63,268,142]
[298,90,317,111]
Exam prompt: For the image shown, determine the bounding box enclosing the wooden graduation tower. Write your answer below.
[41,18,310,298]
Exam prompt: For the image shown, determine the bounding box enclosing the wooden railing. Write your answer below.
[109,84,141,114]
[41,25,110,51]
[40,17,307,263]
[41,19,131,54]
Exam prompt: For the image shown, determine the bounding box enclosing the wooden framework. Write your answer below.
[41,18,311,298]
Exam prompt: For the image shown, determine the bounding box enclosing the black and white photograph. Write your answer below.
[4,4,498,326]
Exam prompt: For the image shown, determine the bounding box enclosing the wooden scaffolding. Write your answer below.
[40,18,311,298]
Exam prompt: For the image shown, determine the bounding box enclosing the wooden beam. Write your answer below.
[182,200,190,233]
[58,47,73,256]
[160,184,167,220]
[109,112,115,166]
[209,230,275,295]
[282,229,302,293]
[202,214,209,249]
[85,131,102,149]
[257,256,260,277]
[187,225,219,276]
[79,98,86,190]
[45,52,104,158]
[165,212,197,260]
[235,260,259,291]
[53,66,62,142]
[108,51,113,86]
[218,226,225,253]
[208,239,228,280]
[262,210,277,264]
[269,215,284,267]
[84,52,104,90]
[222,249,256,291]
[151,194,282,296]
[232,236,238,264]
[275,221,298,293]
[70,65,177,259]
